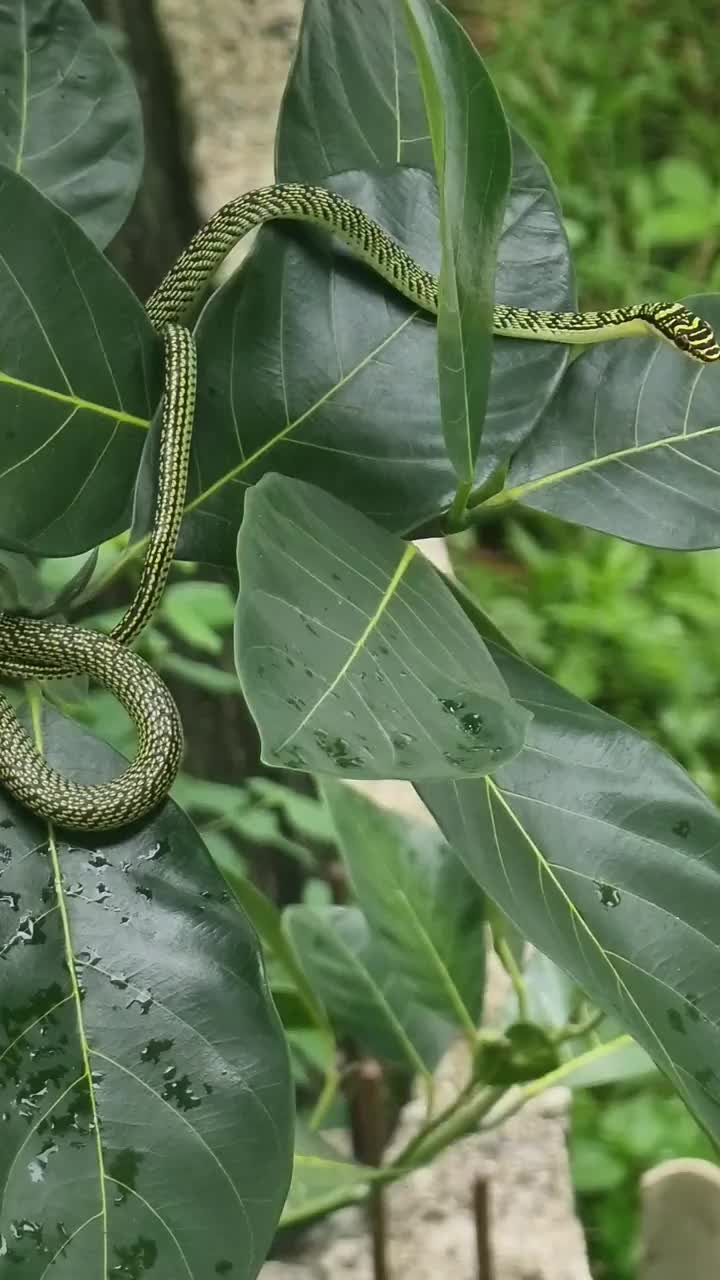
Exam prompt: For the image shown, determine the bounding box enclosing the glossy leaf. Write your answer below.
[235,475,530,779]
[491,295,720,549]
[284,904,453,1073]
[0,0,144,247]
[0,706,293,1278]
[179,1,572,566]
[403,0,511,483]
[183,166,454,562]
[321,780,484,1032]
[419,639,720,1143]
[0,165,158,556]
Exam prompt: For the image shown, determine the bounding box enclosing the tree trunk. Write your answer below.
[86,0,201,296]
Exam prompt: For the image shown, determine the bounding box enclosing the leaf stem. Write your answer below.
[552,1008,605,1046]
[309,1068,342,1131]
[494,937,529,1021]
[478,1034,634,1133]
[447,480,473,528]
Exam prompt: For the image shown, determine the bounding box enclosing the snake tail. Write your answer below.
[0,618,183,829]
[146,182,720,363]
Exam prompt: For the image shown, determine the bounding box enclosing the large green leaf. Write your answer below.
[0,0,144,247]
[284,904,452,1073]
[0,165,158,556]
[178,3,572,566]
[321,780,484,1033]
[403,0,511,485]
[235,475,530,779]
[487,295,720,549]
[419,641,720,1143]
[0,706,293,1277]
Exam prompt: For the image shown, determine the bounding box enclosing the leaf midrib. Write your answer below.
[28,693,108,1273]
[0,369,149,429]
[487,420,720,510]
[483,778,686,1096]
[187,310,418,515]
[276,542,417,751]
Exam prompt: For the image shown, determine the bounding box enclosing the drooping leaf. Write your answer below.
[0,165,158,556]
[235,475,530,779]
[178,1,572,567]
[281,1120,373,1227]
[419,639,720,1143]
[284,904,452,1074]
[0,0,144,247]
[211,850,331,1037]
[0,705,293,1278]
[403,0,511,485]
[559,1032,656,1089]
[321,780,484,1033]
[487,295,720,549]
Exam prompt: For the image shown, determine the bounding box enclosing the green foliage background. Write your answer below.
[460,1,720,1274]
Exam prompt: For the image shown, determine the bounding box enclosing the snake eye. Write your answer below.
[642,304,720,363]
[686,321,720,363]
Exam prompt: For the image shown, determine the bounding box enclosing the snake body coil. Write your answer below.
[0,325,196,829]
[1,182,719,831]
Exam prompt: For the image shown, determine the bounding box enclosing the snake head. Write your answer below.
[641,303,720,363]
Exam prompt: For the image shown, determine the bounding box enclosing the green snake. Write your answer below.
[1,183,718,830]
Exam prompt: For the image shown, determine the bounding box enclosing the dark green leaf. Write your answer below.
[0,165,158,556]
[490,295,720,549]
[403,0,511,483]
[419,641,720,1143]
[277,0,431,177]
[183,167,455,562]
[278,0,574,483]
[235,475,530,779]
[284,904,453,1073]
[177,1,572,566]
[0,0,144,246]
[321,780,484,1032]
[0,705,293,1277]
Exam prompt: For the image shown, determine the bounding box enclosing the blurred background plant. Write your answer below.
[481,0,720,306]
[452,0,720,1273]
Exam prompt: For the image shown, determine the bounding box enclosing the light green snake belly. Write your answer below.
[1,182,718,831]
